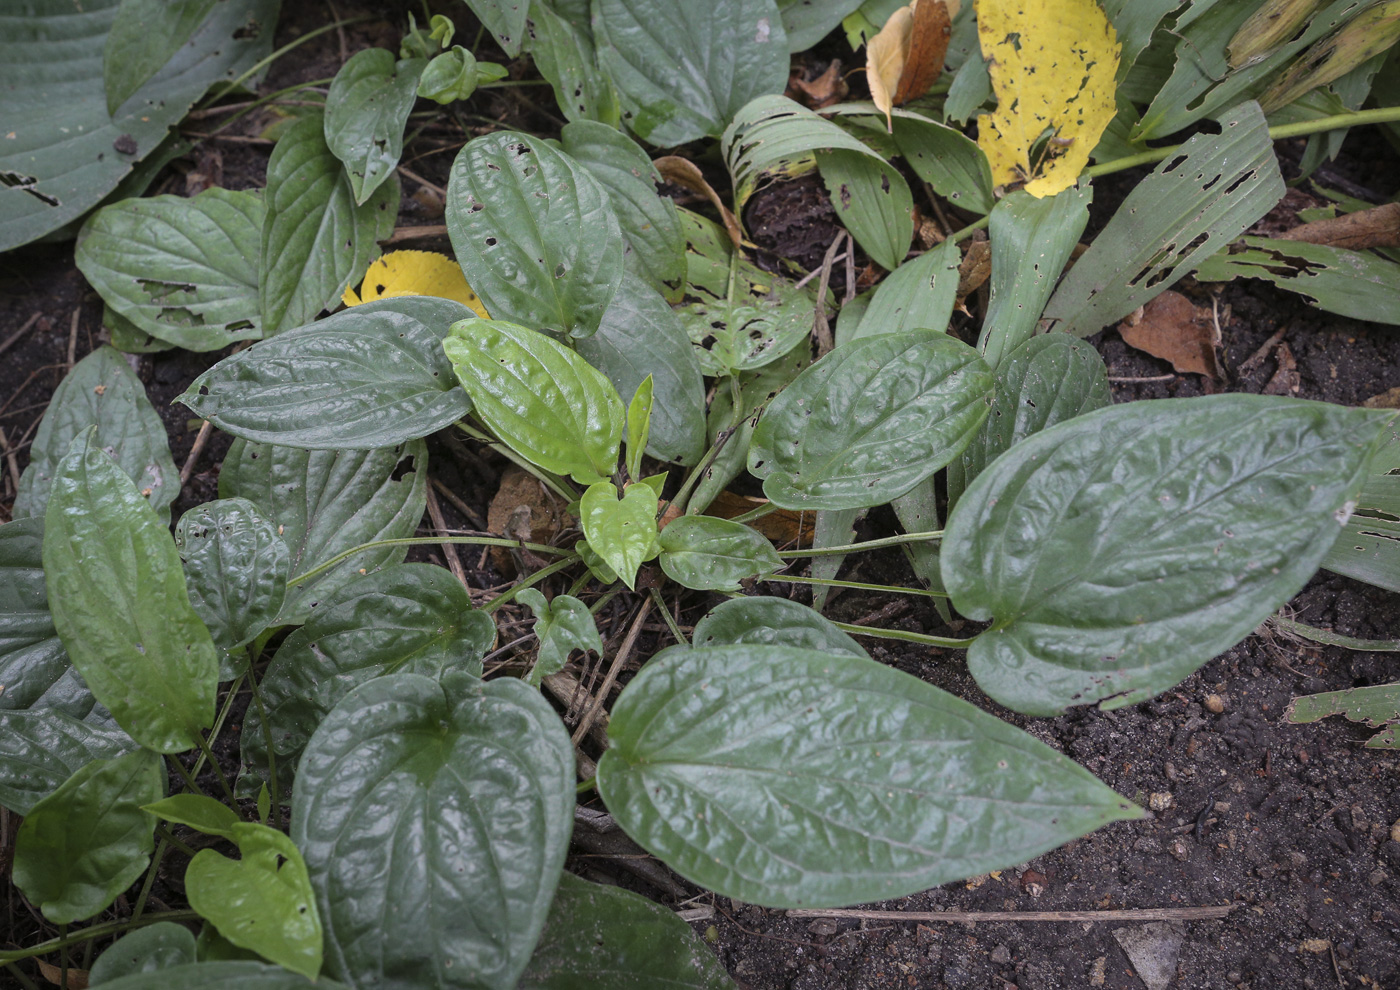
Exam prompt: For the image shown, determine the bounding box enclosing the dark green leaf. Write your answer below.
[1042,102,1284,338]
[597,644,1142,907]
[325,49,425,205]
[0,709,135,815]
[293,672,575,990]
[180,297,474,449]
[748,330,994,510]
[186,824,323,980]
[462,0,530,55]
[777,0,864,52]
[890,110,995,215]
[87,961,342,990]
[523,3,621,125]
[806,506,857,613]
[447,132,623,338]
[75,187,264,351]
[13,748,163,924]
[219,439,429,625]
[517,873,737,989]
[560,120,685,299]
[816,148,913,272]
[580,482,659,590]
[44,431,218,753]
[518,590,602,686]
[175,499,288,654]
[594,0,789,145]
[89,922,198,985]
[0,0,276,252]
[691,596,867,657]
[849,238,960,343]
[104,0,217,112]
[658,516,781,592]
[444,318,624,483]
[943,396,1390,716]
[106,306,177,354]
[260,114,399,335]
[241,565,495,795]
[15,346,178,524]
[575,271,707,467]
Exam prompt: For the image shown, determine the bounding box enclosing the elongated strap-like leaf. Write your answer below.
[849,237,960,343]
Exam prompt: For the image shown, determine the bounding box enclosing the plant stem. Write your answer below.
[199,15,370,109]
[4,963,39,990]
[131,838,168,923]
[576,777,596,794]
[245,656,282,832]
[727,502,779,524]
[482,557,579,613]
[1273,616,1400,651]
[188,672,246,788]
[154,824,198,859]
[192,732,237,807]
[832,621,976,649]
[650,587,689,646]
[777,529,944,558]
[588,587,623,615]
[763,573,949,598]
[455,421,578,502]
[167,754,207,799]
[287,535,574,587]
[190,78,334,139]
[0,912,202,965]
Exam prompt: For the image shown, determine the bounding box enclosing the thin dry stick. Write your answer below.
[66,308,81,369]
[386,224,451,245]
[785,905,1235,924]
[425,483,469,587]
[430,476,487,529]
[179,420,215,485]
[397,165,447,198]
[810,231,846,357]
[1108,374,1176,384]
[0,428,21,495]
[0,313,42,360]
[572,598,652,746]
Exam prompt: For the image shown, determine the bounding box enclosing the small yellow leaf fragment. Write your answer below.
[976,0,1120,198]
[342,250,490,318]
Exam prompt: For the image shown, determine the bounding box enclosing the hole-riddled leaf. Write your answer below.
[103,0,217,113]
[325,49,425,205]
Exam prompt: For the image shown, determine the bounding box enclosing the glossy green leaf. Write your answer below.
[293,671,575,990]
[947,332,1110,514]
[777,0,864,52]
[523,2,621,125]
[241,565,495,795]
[624,376,654,482]
[691,596,866,656]
[103,0,217,112]
[680,296,817,377]
[260,114,399,335]
[219,439,429,625]
[180,297,474,449]
[944,396,1391,716]
[175,499,288,654]
[889,109,995,215]
[976,185,1092,369]
[575,271,707,467]
[13,748,163,924]
[748,330,993,510]
[144,793,241,838]
[44,431,218,753]
[75,187,264,351]
[518,589,603,687]
[0,709,136,815]
[580,482,659,590]
[91,961,342,989]
[1193,235,1400,326]
[89,922,198,985]
[658,516,781,592]
[517,873,737,989]
[462,0,530,55]
[597,644,1142,908]
[594,0,789,145]
[1043,102,1284,338]
[417,46,506,104]
[325,49,425,205]
[850,238,961,343]
[1324,471,1400,592]
[0,0,276,252]
[445,318,624,484]
[447,132,622,338]
[816,148,913,272]
[560,120,685,300]
[186,824,323,980]
[106,305,177,354]
[15,346,178,524]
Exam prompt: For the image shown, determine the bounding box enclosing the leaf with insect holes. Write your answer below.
[325,49,425,205]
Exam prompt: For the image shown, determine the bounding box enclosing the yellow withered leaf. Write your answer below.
[342,250,490,317]
[976,0,1120,198]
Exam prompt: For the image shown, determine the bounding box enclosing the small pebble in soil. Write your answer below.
[1149,792,1174,812]
[1205,693,1225,713]
[1169,837,1191,861]
[990,945,1011,965]
[1391,818,1400,843]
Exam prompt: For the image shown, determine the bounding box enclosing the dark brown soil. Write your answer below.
[3,5,1400,988]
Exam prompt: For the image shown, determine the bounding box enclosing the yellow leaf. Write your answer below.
[868,4,916,129]
[975,0,1120,198]
[342,250,490,317]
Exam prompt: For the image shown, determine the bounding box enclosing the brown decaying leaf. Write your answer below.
[1279,202,1400,251]
[707,490,813,547]
[1263,340,1300,396]
[867,0,956,129]
[955,239,991,302]
[654,156,743,249]
[786,60,848,110]
[1116,290,1220,378]
[37,960,89,990]
[486,465,574,574]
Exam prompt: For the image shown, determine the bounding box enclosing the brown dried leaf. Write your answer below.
[36,960,88,990]
[1279,202,1400,251]
[1263,340,1299,396]
[786,61,848,110]
[867,0,956,129]
[1117,290,1220,378]
[654,156,743,249]
[486,465,575,573]
[955,239,992,301]
[707,490,813,547]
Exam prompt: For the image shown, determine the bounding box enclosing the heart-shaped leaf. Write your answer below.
[89,922,198,984]
[447,132,623,338]
[657,516,781,591]
[13,748,164,924]
[597,644,1142,907]
[180,297,475,449]
[75,188,264,351]
[517,589,603,686]
[293,672,574,990]
[944,395,1391,715]
[444,318,624,484]
[0,709,136,815]
[175,499,288,656]
[325,49,424,205]
[690,596,866,657]
[580,482,659,590]
[219,440,428,625]
[748,330,994,511]
[44,431,218,753]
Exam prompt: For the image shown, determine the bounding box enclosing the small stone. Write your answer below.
[1351,805,1369,833]
[1169,837,1190,861]
[990,945,1011,965]
[1390,818,1400,843]
[1289,851,1308,870]
[1089,956,1107,987]
[1370,869,1387,887]
[1215,801,1231,813]
[1149,792,1174,812]
[807,919,839,936]
[1205,693,1225,713]
[1299,938,1331,954]
[1113,923,1185,990]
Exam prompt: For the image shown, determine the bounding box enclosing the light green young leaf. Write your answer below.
[850,237,960,343]
[625,376,654,482]
[418,46,506,103]
[597,644,1142,907]
[89,922,198,984]
[104,0,217,112]
[293,672,574,990]
[445,318,625,484]
[260,114,399,335]
[325,49,425,205]
[580,482,659,590]
[658,516,781,592]
[944,396,1391,716]
[75,187,264,351]
[447,132,623,338]
[144,793,241,839]
[690,596,867,656]
[749,330,994,511]
[13,748,163,924]
[0,709,136,815]
[175,499,288,656]
[594,0,789,145]
[44,431,218,753]
[15,346,178,524]
[517,589,604,687]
